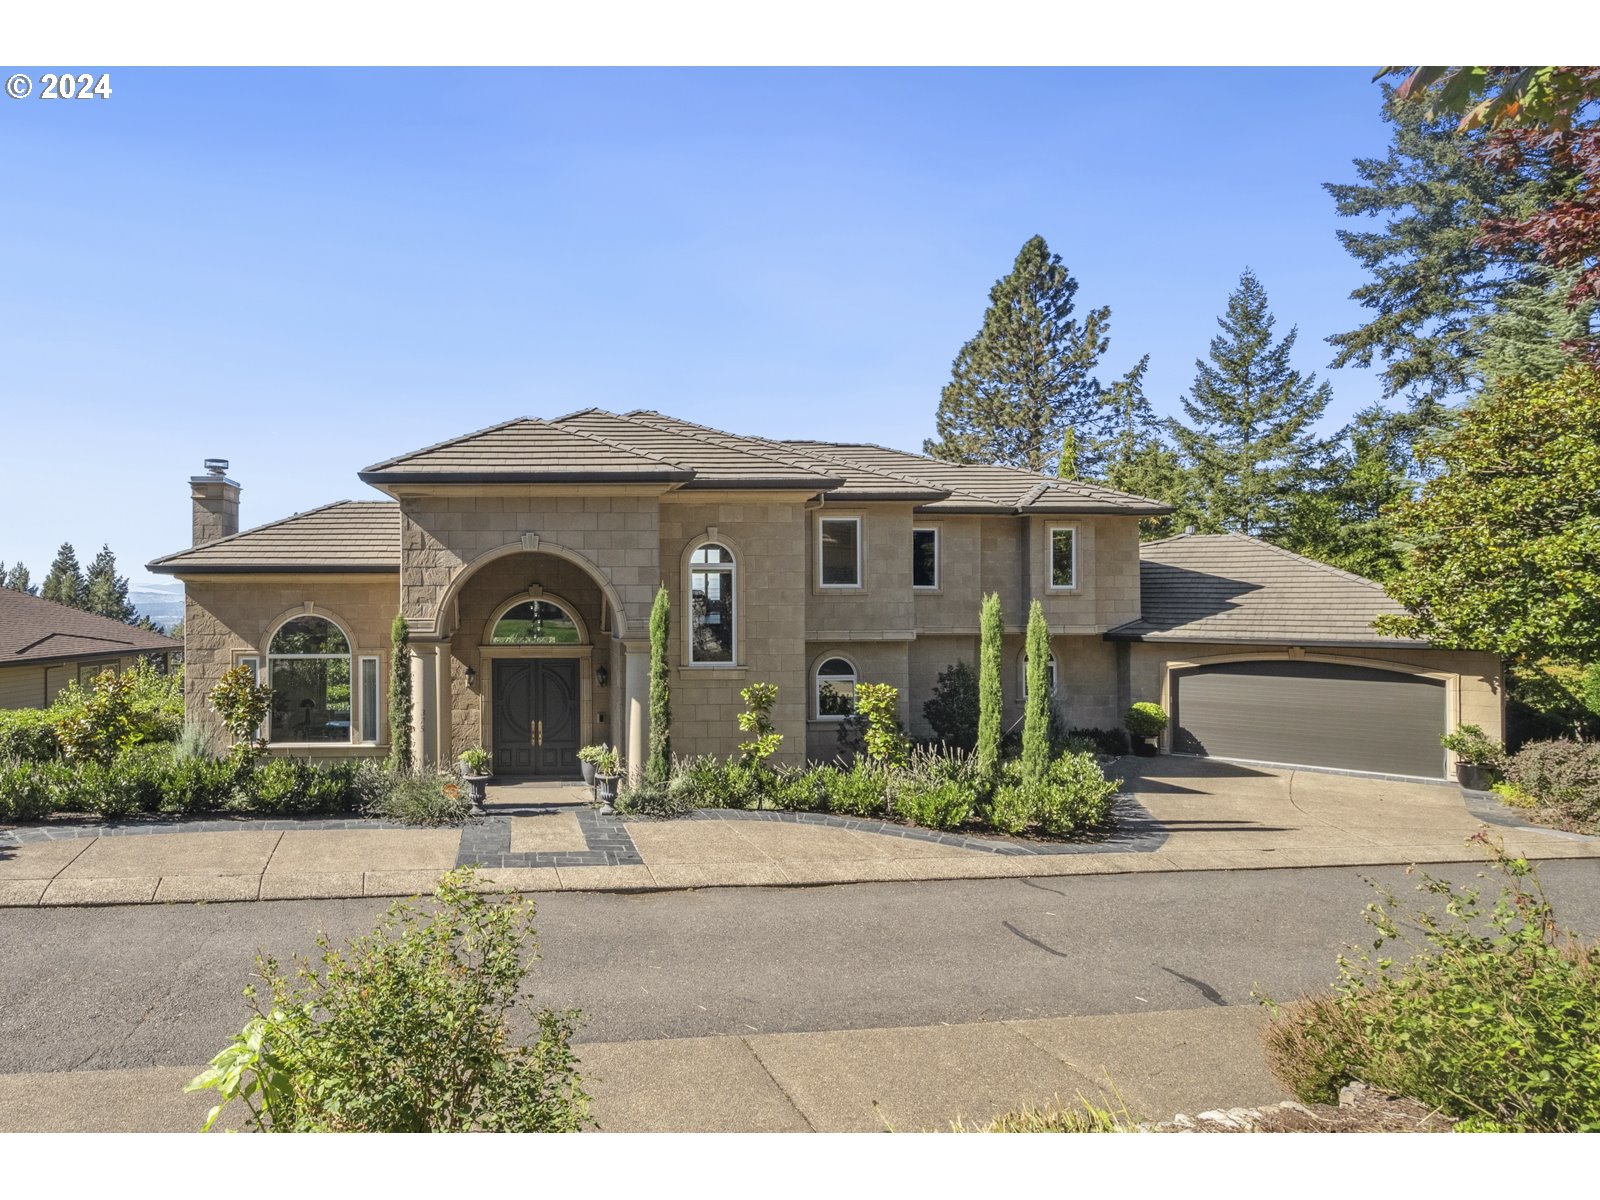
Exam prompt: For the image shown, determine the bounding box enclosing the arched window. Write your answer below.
[689,543,735,664]
[268,616,352,744]
[815,657,857,719]
[492,599,581,645]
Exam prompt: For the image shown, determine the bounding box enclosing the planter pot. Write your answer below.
[580,760,597,787]
[594,774,619,811]
[461,773,492,805]
[1456,761,1498,791]
[1132,736,1159,758]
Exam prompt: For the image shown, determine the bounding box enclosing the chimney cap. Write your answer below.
[203,458,230,476]
[1184,525,1196,536]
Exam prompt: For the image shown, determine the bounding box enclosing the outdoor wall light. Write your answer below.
[596,665,609,687]
[465,666,477,687]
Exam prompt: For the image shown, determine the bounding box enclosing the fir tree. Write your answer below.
[1099,355,1187,538]
[3,562,35,595]
[83,544,136,622]
[1021,601,1052,787]
[1479,267,1597,386]
[40,543,85,609]
[1169,270,1340,538]
[646,585,671,786]
[974,593,1004,786]
[925,236,1114,473]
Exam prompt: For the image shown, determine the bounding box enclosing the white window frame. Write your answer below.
[814,656,858,721]
[265,614,357,747]
[818,516,863,589]
[358,655,381,745]
[912,527,939,590]
[1047,525,1079,591]
[236,654,266,743]
[688,542,738,667]
[1020,651,1059,700]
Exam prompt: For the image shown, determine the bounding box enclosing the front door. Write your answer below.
[492,658,581,777]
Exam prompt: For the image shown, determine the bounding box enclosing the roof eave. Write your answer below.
[1103,626,1433,648]
[356,468,697,486]
[147,561,400,577]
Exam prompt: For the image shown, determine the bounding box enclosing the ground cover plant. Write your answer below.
[186,868,589,1132]
[1261,841,1600,1131]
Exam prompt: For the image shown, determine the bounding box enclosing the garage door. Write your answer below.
[1172,660,1446,779]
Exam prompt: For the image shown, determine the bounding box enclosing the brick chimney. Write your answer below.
[191,458,240,546]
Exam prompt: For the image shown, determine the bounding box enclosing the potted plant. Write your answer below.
[591,746,621,811]
[458,746,492,806]
[577,743,609,789]
[1123,702,1168,757]
[1441,724,1506,791]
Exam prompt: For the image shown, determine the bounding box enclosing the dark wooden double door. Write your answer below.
[492,658,580,777]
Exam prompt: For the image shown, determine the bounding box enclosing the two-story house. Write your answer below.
[149,410,1502,782]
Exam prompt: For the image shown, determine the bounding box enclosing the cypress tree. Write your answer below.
[646,584,671,785]
[1021,601,1052,787]
[925,236,1115,473]
[83,544,136,622]
[387,613,413,773]
[41,543,85,609]
[975,593,1004,785]
[1168,270,1339,539]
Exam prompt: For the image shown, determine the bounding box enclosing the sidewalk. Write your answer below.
[2,759,1596,907]
[0,1003,1291,1132]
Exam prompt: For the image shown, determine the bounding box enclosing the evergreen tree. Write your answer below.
[3,562,35,595]
[974,593,1004,786]
[83,544,136,622]
[1325,86,1561,403]
[1479,267,1598,386]
[1099,355,1187,538]
[40,543,85,609]
[646,585,671,786]
[1020,601,1052,787]
[925,236,1114,473]
[1168,270,1339,538]
[387,614,413,773]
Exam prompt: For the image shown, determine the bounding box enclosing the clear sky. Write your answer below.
[0,67,1398,589]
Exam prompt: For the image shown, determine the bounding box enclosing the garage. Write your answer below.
[1171,659,1447,779]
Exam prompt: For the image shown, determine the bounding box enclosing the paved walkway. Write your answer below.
[0,1003,1290,1132]
[1,758,1595,907]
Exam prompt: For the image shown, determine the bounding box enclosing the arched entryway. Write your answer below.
[483,595,588,777]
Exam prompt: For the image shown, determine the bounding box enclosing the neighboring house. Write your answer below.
[148,412,1501,781]
[0,587,180,710]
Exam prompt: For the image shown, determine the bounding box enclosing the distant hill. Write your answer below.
[130,582,185,634]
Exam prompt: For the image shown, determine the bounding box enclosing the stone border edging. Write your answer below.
[1459,788,1600,844]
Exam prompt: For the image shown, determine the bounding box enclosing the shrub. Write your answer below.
[576,744,610,766]
[1067,726,1130,757]
[1037,751,1119,835]
[208,664,272,764]
[173,723,210,763]
[186,869,589,1132]
[892,776,974,831]
[765,765,828,812]
[56,671,146,765]
[985,781,1033,835]
[856,682,909,768]
[1261,847,1600,1131]
[349,757,397,810]
[922,661,979,751]
[158,753,240,815]
[0,709,60,762]
[736,683,782,768]
[821,759,888,818]
[363,767,473,826]
[0,758,56,821]
[1506,739,1600,828]
[1123,702,1168,740]
[615,778,686,817]
[1441,723,1507,769]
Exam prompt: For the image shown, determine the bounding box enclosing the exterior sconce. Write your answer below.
[465,665,477,688]
[596,664,609,687]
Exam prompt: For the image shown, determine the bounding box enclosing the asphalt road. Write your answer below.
[2,860,1597,1075]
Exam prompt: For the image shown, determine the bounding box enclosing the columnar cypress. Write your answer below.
[646,584,671,785]
[975,593,1003,784]
[1021,600,1052,786]
[387,613,413,773]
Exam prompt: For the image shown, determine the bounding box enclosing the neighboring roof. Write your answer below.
[0,588,179,667]
[147,501,401,575]
[781,440,1173,514]
[1105,532,1425,647]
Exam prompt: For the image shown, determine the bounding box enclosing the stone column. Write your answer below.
[623,639,649,785]
[410,642,438,767]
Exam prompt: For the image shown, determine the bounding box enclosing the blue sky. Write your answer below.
[0,67,1398,589]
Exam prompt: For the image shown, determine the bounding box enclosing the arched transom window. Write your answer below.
[816,657,857,719]
[492,599,581,645]
[689,543,735,664]
[268,616,352,744]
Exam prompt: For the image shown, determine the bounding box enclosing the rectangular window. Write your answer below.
[269,657,352,744]
[912,528,938,589]
[819,517,861,588]
[359,656,380,744]
[1049,527,1077,589]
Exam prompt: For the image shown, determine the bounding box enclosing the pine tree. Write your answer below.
[1021,601,1052,787]
[40,543,85,609]
[646,585,671,786]
[83,544,136,622]
[975,593,1004,786]
[925,236,1114,473]
[3,562,35,595]
[1099,355,1187,538]
[1169,271,1340,538]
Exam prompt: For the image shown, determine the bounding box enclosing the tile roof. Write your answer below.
[1105,532,1424,647]
[358,417,696,484]
[0,588,179,667]
[549,410,842,490]
[147,501,401,575]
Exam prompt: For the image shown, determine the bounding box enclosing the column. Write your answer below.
[623,639,649,785]
[410,642,438,767]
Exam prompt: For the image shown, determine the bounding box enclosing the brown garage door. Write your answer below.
[1172,660,1447,779]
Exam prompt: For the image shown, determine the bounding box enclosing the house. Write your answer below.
[147,412,1501,781]
[0,587,180,709]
